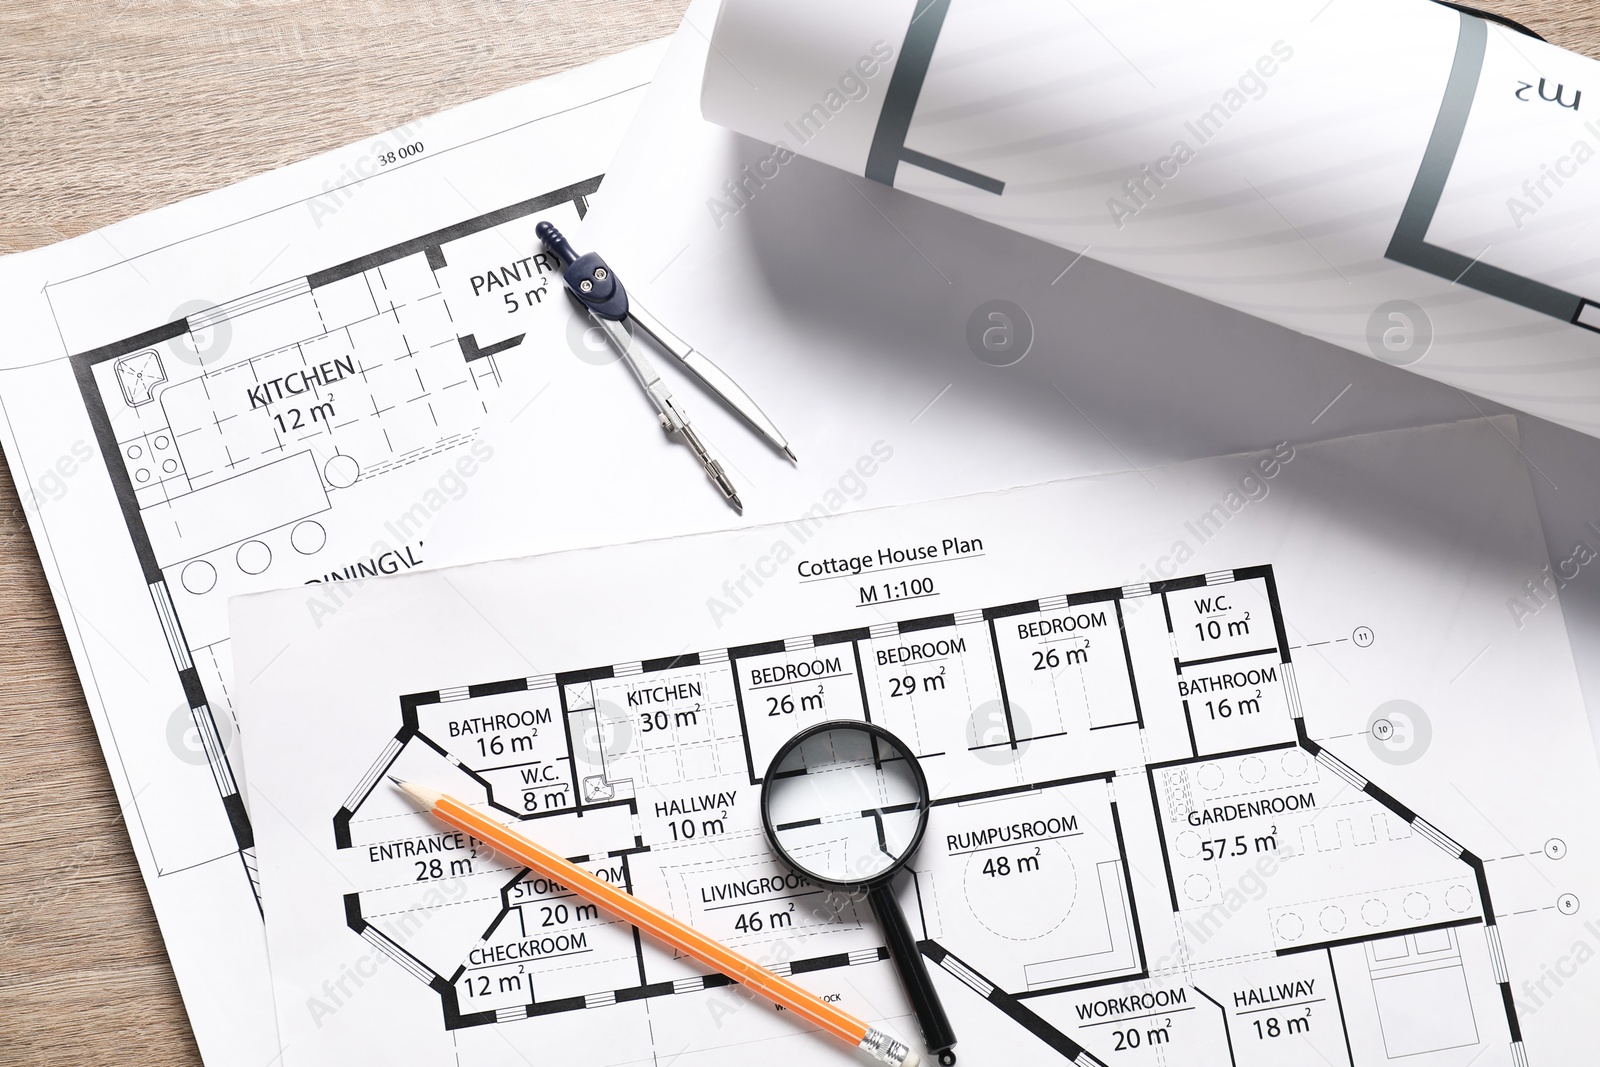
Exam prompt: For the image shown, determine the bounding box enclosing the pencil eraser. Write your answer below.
[901,1053,919,1067]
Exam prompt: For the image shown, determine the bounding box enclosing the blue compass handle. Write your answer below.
[534,220,578,266]
[537,221,629,321]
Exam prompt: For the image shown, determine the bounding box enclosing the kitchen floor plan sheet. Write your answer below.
[233,418,1600,1067]
[0,42,665,1067]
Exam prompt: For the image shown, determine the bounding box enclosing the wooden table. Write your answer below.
[0,2,1593,1064]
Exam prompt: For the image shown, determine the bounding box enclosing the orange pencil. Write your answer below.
[392,779,919,1067]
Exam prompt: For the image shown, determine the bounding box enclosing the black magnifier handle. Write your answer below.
[868,881,958,1065]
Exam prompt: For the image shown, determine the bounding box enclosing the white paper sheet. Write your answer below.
[0,43,664,1066]
[429,0,1600,761]
[236,417,1600,1066]
[702,0,1600,437]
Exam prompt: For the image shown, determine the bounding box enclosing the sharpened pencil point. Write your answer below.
[729,493,744,512]
[783,446,797,463]
[390,778,445,808]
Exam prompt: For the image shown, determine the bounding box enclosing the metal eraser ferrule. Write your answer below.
[858,1028,915,1067]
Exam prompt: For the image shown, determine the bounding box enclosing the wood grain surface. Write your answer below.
[0,2,1593,1065]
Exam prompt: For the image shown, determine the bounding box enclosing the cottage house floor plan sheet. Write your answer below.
[233,419,1600,1067]
[0,43,666,1067]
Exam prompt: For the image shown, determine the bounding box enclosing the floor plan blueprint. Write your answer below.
[0,44,665,1067]
[233,419,1600,1067]
[74,172,598,890]
[332,563,1519,1066]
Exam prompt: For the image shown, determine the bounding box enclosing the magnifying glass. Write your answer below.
[761,721,958,1066]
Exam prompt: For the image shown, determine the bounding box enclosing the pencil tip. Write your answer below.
[392,778,444,808]
[729,494,744,512]
[783,446,797,463]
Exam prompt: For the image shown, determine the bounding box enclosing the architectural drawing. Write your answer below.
[0,44,665,1067]
[334,565,1526,1065]
[68,178,600,903]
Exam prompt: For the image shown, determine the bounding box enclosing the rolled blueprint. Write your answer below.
[702,0,1600,435]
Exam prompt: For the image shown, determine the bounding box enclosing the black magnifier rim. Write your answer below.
[759,719,932,890]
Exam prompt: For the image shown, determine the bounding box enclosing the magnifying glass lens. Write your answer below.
[765,724,927,885]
